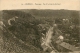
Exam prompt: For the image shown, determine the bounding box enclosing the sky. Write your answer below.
[0,0,80,10]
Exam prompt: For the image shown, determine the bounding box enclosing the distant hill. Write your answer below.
[19,9,79,19]
[19,9,79,25]
[2,9,80,21]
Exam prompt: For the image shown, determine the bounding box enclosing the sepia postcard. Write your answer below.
[0,0,80,53]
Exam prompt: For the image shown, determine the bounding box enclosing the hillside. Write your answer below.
[0,10,47,53]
